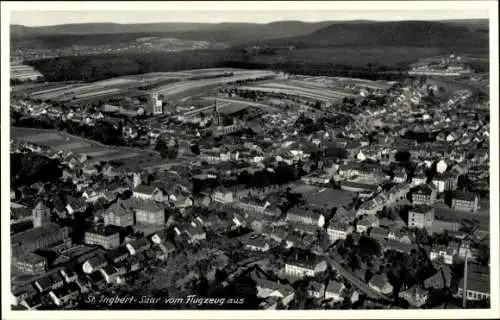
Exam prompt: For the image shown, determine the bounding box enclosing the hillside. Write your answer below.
[244,20,489,49]
[10,21,333,48]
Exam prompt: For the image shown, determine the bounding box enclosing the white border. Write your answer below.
[1,1,498,320]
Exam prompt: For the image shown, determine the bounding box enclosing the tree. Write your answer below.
[155,139,169,158]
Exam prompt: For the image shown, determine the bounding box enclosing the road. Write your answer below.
[324,255,390,301]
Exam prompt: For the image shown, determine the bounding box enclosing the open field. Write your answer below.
[10,64,43,81]
[25,68,275,103]
[11,127,162,170]
[237,78,356,103]
[152,70,275,97]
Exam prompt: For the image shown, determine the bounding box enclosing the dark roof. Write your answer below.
[369,274,390,289]
[452,191,478,202]
[410,205,434,213]
[66,196,86,210]
[86,225,120,237]
[17,252,47,264]
[255,278,294,295]
[459,263,490,293]
[341,181,380,191]
[414,184,435,195]
[129,237,151,250]
[133,184,159,195]
[326,280,344,294]
[11,222,66,245]
[105,246,130,262]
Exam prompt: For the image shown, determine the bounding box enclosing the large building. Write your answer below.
[135,200,166,226]
[11,222,71,257]
[84,225,121,250]
[103,200,135,227]
[286,207,325,227]
[14,252,48,274]
[451,191,479,213]
[327,221,354,243]
[284,254,328,278]
[408,205,435,229]
[412,184,437,206]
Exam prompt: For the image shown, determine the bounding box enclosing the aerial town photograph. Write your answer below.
[1,1,497,317]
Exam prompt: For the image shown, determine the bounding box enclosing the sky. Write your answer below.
[10,9,490,26]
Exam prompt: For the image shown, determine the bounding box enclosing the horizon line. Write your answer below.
[11,17,489,28]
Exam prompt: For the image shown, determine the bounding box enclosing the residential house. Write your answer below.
[244,236,270,252]
[126,237,151,255]
[424,265,452,290]
[284,254,328,278]
[82,253,108,274]
[65,196,87,216]
[356,215,380,233]
[132,185,164,201]
[49,282,81,307]
[286,207,325,227]
[255,278,295,307]
[307,281,326,299]
[368,274,393,295]
[34,272,65,293]
[327,221,354,243]
[398,286,429,307]
[324,280,345,303]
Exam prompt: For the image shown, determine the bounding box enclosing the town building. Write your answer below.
[324,280,345,302]
[14,252,48,274]
[103,200,135,227]
[284,254,328,278]
[408,205,435,229]
[84,225,121,250]
[457,263,490,301]
[327,221,354,243]
[11,222,71,257]
[286,207,325,227]
[451,191,479,213]
[411,184,437,205]
[32,202,51,228]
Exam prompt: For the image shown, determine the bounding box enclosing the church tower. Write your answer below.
[151,92,163,115]
[32,201,51,228]
[133,172,142,188]
[213,98,222,126]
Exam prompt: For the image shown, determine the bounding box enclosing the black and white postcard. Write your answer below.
[1,1,498,319]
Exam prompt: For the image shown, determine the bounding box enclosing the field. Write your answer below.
[10,64,43,81]
[11,127,162,170]
[237,78,357,103]
[25,68,275,104]
[152,70,275,97]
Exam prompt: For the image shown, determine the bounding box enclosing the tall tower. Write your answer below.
[133,172,142,188]
[214,98,222,126]
[33,201,51,228]
[151,92,163,115]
